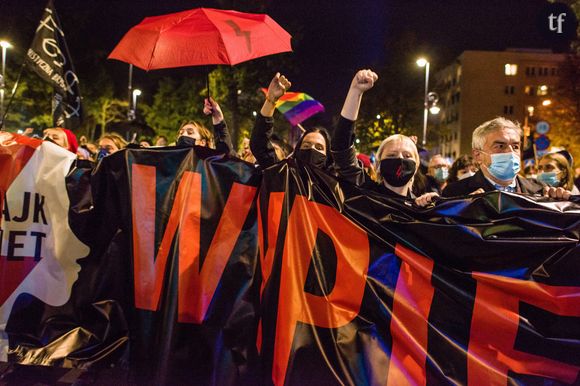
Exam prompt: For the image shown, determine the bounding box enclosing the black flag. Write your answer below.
[26,0,82,130]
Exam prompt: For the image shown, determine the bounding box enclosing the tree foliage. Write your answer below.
[534,53,580,163]
[3,67,52,131]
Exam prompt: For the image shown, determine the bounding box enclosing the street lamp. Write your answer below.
[427,92,440,115]
[416,57,430,146]
[129,88,141,121]
[0,40,13,126]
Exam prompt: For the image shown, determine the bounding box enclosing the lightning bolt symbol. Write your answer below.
[396,165,402,179]
[225,20,252,53]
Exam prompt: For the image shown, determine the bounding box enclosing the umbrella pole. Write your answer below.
[206,67,210,101]
[127,64,133,122]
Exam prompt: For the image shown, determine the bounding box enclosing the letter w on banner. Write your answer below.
[25,0,82,130]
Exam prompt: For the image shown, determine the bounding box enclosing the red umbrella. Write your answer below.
[108,8,292,70]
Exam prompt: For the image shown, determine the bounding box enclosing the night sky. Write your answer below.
[0,0,564,119]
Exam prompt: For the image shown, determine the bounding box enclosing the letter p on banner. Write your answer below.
[273,196,369,385]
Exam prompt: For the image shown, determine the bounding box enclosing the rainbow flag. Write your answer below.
[261,89,325,126]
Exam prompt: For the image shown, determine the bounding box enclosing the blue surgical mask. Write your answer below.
[97,149,109,162]
[537,172,560,187]
[434,167,449,182]
[485,152,521,181]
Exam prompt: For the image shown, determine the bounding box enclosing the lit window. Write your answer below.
[537,85,548,96]
[505,64,518,76]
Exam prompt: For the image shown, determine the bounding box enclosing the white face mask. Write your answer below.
[458,171,475,180]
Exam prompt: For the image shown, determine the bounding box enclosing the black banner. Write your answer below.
[26,0,82,130]
[257,160,580,385]
[1,134,580,385]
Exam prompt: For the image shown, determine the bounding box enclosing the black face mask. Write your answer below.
[296,148,327,168]
[176,135,196,147]
[379,158,416,187]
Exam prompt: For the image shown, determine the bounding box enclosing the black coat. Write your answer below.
[442,170,544,197]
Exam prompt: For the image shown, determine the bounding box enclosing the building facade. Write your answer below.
[434,49,566,159]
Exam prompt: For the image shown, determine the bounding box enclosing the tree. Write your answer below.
[141,76,206,142]
[3,66,52,131]
[354,33,426,154]
[534,53,580,163]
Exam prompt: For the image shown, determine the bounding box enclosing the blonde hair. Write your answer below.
[472,117,522,150]
[375,134,420,183]
[98,132,128,150]
[540,152,575,191]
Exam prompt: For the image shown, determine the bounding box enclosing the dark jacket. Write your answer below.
[213,121,236,157]
[250,114,279,169]
[442,170,544,197]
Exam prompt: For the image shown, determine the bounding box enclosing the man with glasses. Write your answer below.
[442,117,570,199]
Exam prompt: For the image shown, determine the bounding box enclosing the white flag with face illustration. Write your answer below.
[0,132,89,360]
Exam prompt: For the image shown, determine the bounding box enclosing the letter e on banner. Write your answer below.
[468,272,580,384]
[273,196,369,385]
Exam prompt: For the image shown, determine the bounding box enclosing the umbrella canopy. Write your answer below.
[108,8,292,70]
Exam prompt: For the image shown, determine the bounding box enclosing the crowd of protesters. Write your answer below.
[14,69,580,203]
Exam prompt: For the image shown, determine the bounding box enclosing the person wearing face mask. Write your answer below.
[250,73,334,171]
[442,117,571,200]
[331,70,438,207]
[447,154,477,184]
[537,152,580,194]
[175,98,236,157]
[97,132,128,162]
[424,154,450,194]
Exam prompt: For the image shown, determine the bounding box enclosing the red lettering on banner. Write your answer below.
[468,273,580,384]
[131,164,256,323]
[0,134,42,217]
[387,244,435,386]
[273,196,369,385]
[256,191,284,352]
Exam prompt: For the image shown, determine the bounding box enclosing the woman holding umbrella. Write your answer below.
[250,73,333,171]
[175,97,236,157]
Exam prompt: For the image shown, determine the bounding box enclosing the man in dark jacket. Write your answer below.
[443,117,570,199]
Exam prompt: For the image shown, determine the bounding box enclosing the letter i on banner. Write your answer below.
[25,0,82,130]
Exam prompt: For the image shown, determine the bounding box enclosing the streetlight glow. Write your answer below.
[133,89,142,97]
[376,114,381,120]
[542,99,552,106]
[416,58,428,67]
[0,40,12,128]
[429,105,440,115]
